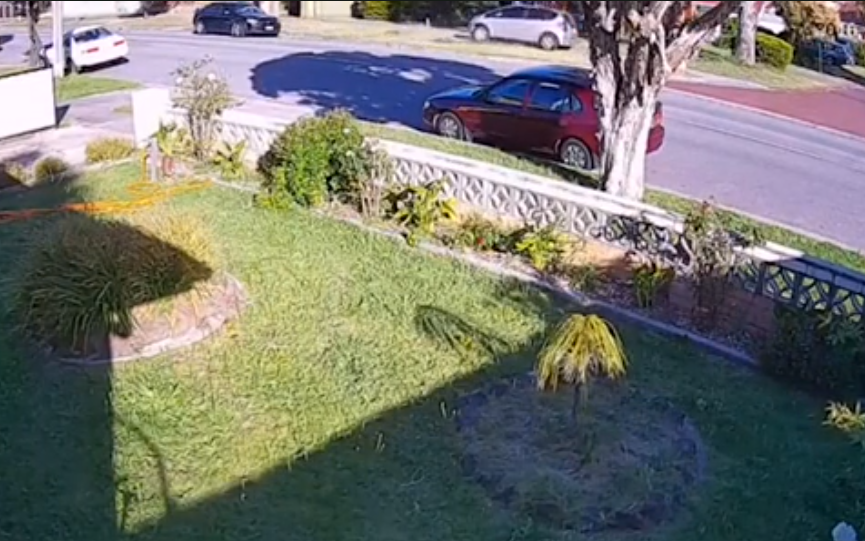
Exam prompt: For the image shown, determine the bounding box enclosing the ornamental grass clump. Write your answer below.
[12,212,217,354]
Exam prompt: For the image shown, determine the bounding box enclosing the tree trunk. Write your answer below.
[597,93,657,200]
[736,1,758,65]
[27,3,42,68]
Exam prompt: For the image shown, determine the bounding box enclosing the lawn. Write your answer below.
[0,164,861,541]
[361,122,865,273]
[56,74,140,102]
[693,45,842,90]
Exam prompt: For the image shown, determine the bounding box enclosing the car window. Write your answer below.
[527,8,558,21]
[200,4,221,15]
[72,27,113,42]
[487,78,531,106]
[238,6,267,16]
[528,82,580,113]
[496,7,527,19]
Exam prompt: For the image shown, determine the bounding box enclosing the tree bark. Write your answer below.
[736,1,758,65]
[27,2,42,68]
[580,1,742,201]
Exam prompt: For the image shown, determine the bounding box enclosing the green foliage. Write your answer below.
[12,212,217,354]
[386,0,500,25]
[256,110,381,209]
[85,137,136,164]
[33,156,70,183]
[776,1,842,45]
[761,307,865,400]
[385,180,457,246]
[825,402,865,449]
[756,33,795,70]
[513,224,566,272]
[715,18,740,51]
[682,200,762,329]
[632,261,674,309]
[212,140,248,180]
[171,56,235,159]
[536,314,628,418]
[155,122,192,158]
[451,214,514,253]
[359,0,394,20]
[856,41,865,67]
[0,161,30,185]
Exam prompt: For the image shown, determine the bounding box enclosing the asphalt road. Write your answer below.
[3,29,865,251]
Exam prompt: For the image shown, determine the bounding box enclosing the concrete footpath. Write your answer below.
[669,81,865,140]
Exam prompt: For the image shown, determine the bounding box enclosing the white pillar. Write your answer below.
[51,1,65,77]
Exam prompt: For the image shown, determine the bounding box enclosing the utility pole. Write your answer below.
[51,0,65,77]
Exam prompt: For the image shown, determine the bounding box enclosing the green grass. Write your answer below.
[56,74,140,102]
[0,164,863,541]
[694,45,842,90]
[363,122,865,273]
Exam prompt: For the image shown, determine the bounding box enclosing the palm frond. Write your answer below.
[536,314,628,391]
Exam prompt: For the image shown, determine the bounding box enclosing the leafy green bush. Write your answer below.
[761,306,865,400]
[856,41,865,67]
[13,212,217,354]
[715,18,740,51]
[33,156,70,183]
[85,137,136,164]
[359,0,394,20]
[256,110,381,209]
[756,33,795,69]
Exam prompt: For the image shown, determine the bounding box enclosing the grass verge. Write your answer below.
[362,122,865,273]
[0,164,861,541]
[57,74,140,102]
[694,45,842,90]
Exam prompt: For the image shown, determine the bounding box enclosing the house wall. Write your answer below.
[298,0,353,19]
[63,1,143,18]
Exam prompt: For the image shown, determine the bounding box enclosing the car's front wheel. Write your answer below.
[194,20,206,34]
[559,138,593,170]
[436,112,468,141]
[471,25,490,43]
[539,32,559,51]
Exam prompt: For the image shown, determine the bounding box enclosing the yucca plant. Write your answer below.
[385,180,457,247]
[155,122,192,177]
[212,140,248,180]
[536,314,628,421]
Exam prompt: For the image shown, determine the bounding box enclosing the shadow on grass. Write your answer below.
[0,175,213,541]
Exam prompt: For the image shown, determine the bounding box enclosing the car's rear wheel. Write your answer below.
[559,138,593,170]
[194,20,206,34]
[436,112,467,141]
[230,22,246,38]
[471,25,490,43]
[539,32,559,51]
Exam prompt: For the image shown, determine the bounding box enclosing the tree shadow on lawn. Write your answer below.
[249,50,500,130]
[0,176,214,541]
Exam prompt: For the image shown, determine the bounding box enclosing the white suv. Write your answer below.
[468,5,577,51]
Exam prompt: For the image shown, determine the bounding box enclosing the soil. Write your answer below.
[456,375,707,537]
[56,273,248,365]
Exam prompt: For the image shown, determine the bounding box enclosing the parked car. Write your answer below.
[422,65,665,171]
[468,5,576,51]
[799,38,856,67]
[193,2,281,37]
[42,26,129,74]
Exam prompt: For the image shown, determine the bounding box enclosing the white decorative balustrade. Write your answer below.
[149,97,865,319]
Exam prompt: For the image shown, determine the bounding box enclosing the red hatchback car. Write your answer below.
[422,65,665,171]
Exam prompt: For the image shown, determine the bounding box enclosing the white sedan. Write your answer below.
[43,26,129,74]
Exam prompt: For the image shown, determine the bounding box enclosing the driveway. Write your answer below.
[2,29,865,250]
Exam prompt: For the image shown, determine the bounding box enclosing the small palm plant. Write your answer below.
[536,314,628,421]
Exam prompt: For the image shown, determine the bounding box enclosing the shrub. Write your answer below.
[13,212,218,354]
[715,18,739,51]
[0,161,30,185]
[384,180,457,246]
[33,156,70,183]
[856,41,865,67]
[256,110,383,209]
[359,0,393,20]
[85,137,136,164]
[756,33,795,70]
[761,306,865,400]
[171,56,235,159]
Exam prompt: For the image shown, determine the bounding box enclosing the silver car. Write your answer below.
[469,5,577,51]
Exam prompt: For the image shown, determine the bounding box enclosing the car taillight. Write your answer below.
[85,47,99,54]
[653,102,663,127]
[114,40,125,47]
